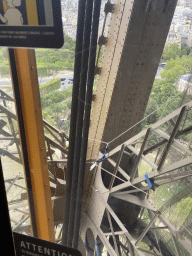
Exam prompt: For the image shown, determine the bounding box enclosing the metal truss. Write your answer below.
[0,87,68,235]
[0,89,22,164]
[0,89,68,190]
[4,175,30,234]
[80,100,192,255]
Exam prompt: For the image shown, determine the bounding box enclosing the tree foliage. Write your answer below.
[0,34,76,78]
[143,43,192,129]
[39,78,61,94]
[40,79,72,132]
[35,33,75,77]
[40,85,72,108]
[162,43,187,61]
[0,47,9,76]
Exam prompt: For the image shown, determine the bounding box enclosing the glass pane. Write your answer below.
[0,47,32,236]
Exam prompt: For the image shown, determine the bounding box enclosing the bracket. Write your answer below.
[94,66,102,76]
[104,2,115,14]
[98,35,108,46]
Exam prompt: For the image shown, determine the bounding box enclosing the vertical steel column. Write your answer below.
[61,0,86,245]
[67,0,94,247]
[9,48,55,242]
[73,0,102,248]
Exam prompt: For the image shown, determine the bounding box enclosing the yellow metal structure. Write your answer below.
[26,0,39,25]
[12,49,55,242]
[3,1,9,12]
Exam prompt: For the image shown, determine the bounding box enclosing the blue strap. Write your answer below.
[95,241,101,246]
[95,241,101,256]
[84,241,94,252]
[145,174,155,191]
[96,145,108,163]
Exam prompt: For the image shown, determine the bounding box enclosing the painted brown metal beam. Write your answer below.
[45,136,68,155]
[130,128,151,180]
[84,0,178,206]
[109,144,125,190]
[88,0,178,160]
[157,106,186,172]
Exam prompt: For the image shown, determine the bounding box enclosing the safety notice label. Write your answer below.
[0,0,64,48]
[13,232,82,256]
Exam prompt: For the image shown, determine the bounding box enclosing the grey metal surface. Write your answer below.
[81,3,179,251]
[25,0,192,254]
[79,98,192,255]
[100,0,178,152]
[157,106,186,172]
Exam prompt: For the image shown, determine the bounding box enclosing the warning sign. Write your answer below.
[0,0,64,48]
[13,232,82,256]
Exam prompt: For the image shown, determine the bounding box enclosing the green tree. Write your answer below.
[161,64,185,83]
[182,44,191,55]
[35,33,75,75]
[162,43,184,61]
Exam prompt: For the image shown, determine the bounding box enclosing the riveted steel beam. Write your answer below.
[109,144,125,190]
[108,101,192,159]
[95,190,146,256]
[155,128,192,155]
[137,248,161,256]
[171,234,181,256]
[107,157,130,181]
[87,0,134,161]
[106,209,119,256]
[132,156,192,186]
[127,144,158,171]
[111,193,158,212]
[130,128,151,180]
[148,210,162,255]
[11,48,55,242]
[85,211,118,256]
[157,107,186,172]
[158,215,192,255]
[71,0,184,254]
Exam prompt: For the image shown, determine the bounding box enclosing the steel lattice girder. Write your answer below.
[84,0,178,220]
[87,0,178,161]
[79,0,183,255]
[80,99,192,255]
